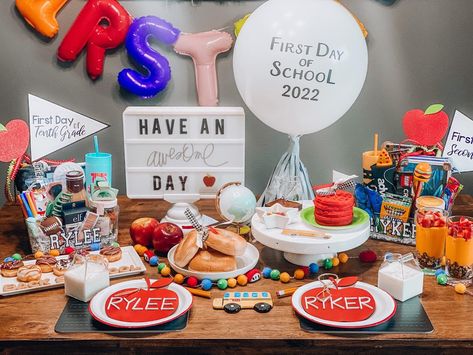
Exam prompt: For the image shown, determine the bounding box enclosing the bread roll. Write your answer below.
[173,228,247,268]
[174,232,200,268]
[205,228,247,256]
[188,248,237,272]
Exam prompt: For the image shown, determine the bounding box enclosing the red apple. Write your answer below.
[203,174,216,187]
[129,218,159,247]
[402,104,449,146]
[152,222,183,254]
[0,119,30,162]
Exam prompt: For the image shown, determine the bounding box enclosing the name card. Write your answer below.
[123,107,245,199]
[442,110,473,172]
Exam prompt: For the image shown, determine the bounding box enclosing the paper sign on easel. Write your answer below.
[28,94,109,160]
[442,110,473,172]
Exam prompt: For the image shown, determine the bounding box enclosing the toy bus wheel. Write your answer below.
[254,302,272,313]
[224,303,241,314]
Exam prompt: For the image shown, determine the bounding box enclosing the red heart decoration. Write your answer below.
[105,287,179,323]
[402,105,449,146]
[0,120,29,162]
[301,286,375,322]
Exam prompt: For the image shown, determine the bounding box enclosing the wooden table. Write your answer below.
[1,195,473,354]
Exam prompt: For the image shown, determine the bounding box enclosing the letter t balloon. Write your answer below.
[174,31,233,106]
[57,0,132,80]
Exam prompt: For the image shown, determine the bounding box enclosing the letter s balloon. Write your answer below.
[118,16,181,99]
[57,0,132,80]
[16,0,69,38]
[174,31,233,106]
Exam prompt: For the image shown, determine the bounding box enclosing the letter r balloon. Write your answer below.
[16,0,69,38]
[57,0,132,80]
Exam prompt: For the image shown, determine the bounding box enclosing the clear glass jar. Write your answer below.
[446,216,473,282]
[88,198,119,245]
[415,207,448,273]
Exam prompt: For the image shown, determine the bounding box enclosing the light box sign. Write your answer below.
[123,107,245,200]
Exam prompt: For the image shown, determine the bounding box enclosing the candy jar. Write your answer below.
[415,207,448,274]
[446,216,473,283]
[377,252,424,302]
[64,253,109,302]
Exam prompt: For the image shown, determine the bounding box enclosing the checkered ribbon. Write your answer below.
[184,208,208,248]
[315,176,358,196]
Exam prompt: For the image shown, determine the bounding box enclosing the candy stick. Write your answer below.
[26,191,38,218]
[17,195,28,218]
[374,133,378,157]
[184,287,212,299]
[20,193,33,218]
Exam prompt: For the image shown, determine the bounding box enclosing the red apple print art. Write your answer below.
[402,104,449,147]
[203,174,216,187]
[0,119,29,162]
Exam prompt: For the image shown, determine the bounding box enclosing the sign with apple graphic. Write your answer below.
[443,110,473,172]
[402,104,449,147]
[0,119,29,162]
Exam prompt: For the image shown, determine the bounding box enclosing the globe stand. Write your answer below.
[257,135,314,207]
[161,195,203,235]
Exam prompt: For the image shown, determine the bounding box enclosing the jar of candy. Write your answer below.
[446,216,473,281]
[415,207,448,273]
[88,198,119,245]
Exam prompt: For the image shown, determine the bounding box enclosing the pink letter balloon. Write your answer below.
[57,0,132,80]
[174,31,233,106]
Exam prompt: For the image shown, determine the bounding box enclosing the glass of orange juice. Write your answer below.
[415,207,448,274]
[446,216,473,282]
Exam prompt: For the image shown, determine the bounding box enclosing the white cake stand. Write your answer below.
[251,201,370,266]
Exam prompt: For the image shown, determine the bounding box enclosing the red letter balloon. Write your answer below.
[57,0,132,80]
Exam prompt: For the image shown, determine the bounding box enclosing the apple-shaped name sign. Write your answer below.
[105,279,179,323]
[0,120,29,162]
[402,104,449,146]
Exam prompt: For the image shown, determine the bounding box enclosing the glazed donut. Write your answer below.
[118,265,130,273]
[17,265,42,282]
[188,248,237,272]
[36,255,57,273]
[0,260,24,277]
[100,246,122,263]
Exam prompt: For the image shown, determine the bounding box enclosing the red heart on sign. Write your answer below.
[105,287,179,323]
[301,286,375,322]
[0,120,29,162]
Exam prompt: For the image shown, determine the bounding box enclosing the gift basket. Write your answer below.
[356,106,463,245]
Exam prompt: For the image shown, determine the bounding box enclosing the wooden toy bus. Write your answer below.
[212,291,273,313]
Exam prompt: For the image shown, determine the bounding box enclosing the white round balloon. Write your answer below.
[233,0,368,136]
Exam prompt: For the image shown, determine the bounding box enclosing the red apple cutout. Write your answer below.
[203,174,216,187]
[129,218,159,247]
[402,104,449,146]
[301,286,375,322]
[105,287,179,323]
[0,120,29,162]
[152,222,183,253]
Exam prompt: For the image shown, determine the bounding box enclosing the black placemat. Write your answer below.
[55,298,189,334]
[299,296,433,334]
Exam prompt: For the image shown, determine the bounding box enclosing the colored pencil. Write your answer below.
[276,286,300,298]
[26,191,37,217]
[17,194,28,218]
[184,287,212,299]
[20,193,33,218]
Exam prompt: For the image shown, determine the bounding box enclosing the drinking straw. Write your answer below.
[374,133,379,156]
[17,194,28,218]
[26,191,38,218]
[93,135,99,154]
[20,193,33,218]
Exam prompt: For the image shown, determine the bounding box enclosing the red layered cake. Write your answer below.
[314,190,355,226]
